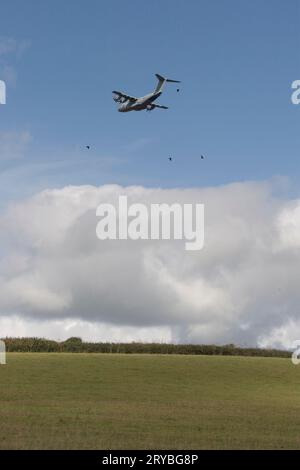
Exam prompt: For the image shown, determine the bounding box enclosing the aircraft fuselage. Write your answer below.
[118,91,161,112]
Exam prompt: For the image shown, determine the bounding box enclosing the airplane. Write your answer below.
[112,73,180,112]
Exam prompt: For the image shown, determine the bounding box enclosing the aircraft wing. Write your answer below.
[151,103,169,109]
[112,90,137,103]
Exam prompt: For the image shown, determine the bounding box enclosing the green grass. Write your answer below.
[0,353,300,449]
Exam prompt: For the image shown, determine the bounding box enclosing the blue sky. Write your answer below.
[1,0,300,345]
[0,0,299,201]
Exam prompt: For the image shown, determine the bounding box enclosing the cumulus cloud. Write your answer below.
[0,181,299,348]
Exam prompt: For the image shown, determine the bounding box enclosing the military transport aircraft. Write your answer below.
[112,73,180,112]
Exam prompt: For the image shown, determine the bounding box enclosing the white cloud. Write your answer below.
[0,181,299,347]
[277,200,300,249]
[0,315,172,343]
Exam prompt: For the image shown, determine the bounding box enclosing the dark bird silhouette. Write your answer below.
[168,157,173,161]
[86,145,90,150]
[176,88,180,92]
[201,155,204,159]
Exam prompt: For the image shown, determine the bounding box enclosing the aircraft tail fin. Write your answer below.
[154,73,180,93]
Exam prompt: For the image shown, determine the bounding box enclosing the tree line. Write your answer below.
[0,337,291,358]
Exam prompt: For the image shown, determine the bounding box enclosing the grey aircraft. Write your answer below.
[113,73,180,112]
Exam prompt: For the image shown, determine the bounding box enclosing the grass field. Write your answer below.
[0,353,300,449]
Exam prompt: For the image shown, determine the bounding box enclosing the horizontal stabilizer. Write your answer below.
[154,74,181,92]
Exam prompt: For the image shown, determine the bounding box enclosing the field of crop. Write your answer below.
[0,353,300,449]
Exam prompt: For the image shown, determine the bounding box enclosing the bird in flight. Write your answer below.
[168,157,173,161]
[86,145,90,150]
